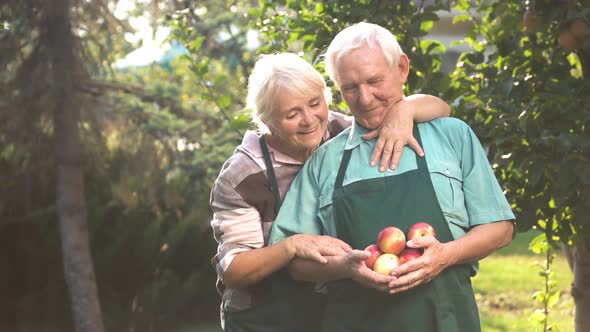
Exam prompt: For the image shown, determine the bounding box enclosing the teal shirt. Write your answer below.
[270,118,515,270]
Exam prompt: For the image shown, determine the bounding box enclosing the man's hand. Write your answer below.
[386,236,450,294]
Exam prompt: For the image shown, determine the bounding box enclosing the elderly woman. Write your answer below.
[210,52,450,332]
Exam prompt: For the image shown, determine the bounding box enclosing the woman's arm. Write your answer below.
[287,250,395,293]
[223,234,351,289]
[363,94,451,172]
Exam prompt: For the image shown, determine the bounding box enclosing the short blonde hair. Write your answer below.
[324,22,404,87]
[246,53,331,134]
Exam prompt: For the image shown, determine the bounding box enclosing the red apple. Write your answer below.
[398,248,423,264]
[522,9,536,33]
[376,226,406,255]
[407,222,436,241]
[372,253,401,275]
[364,244,383,269]
[570,18,590,41]
[559,29,579,50]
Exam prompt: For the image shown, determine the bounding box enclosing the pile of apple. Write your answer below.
[364,222,436,275]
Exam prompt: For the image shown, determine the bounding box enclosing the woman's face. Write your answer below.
[268,87,329,161]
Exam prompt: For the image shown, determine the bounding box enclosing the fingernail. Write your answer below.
[406,240,414,247]
[370,161,376,167]
[390,164,396,170]
[379,166,385,172]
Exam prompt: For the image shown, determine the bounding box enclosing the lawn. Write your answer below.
[474,230,574,331]
[192,230,575,332]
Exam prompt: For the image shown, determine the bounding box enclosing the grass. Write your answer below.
[192,230,575,332]
[474,230,574,331]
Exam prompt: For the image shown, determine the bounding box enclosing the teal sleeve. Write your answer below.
[459,125,516,226]
[269,158,323,244]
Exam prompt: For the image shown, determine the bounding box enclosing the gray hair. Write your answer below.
[324,22,404,87]
[246,53,332,134]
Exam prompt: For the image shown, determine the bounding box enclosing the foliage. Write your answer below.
[250,0,454,109]
[1,0,231,330]
[447,0,589,244]
[528,233,561,331]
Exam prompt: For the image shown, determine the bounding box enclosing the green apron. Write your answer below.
[222,136,325,332]
[323,126,480,332]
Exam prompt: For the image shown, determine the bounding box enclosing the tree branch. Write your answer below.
[80,79,186,117]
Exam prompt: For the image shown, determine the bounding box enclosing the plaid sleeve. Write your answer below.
[210,164,265,281]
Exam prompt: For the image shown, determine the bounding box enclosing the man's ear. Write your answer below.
[398,54,410,83]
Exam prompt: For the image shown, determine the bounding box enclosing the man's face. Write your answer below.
[335,46,409,130]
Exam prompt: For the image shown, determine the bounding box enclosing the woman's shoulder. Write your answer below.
[327,110,353,138]
[214,144,262,189]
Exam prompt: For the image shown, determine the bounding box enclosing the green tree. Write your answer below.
[172,0,589,329]
[2,0,228,330]
[447,1,589,330]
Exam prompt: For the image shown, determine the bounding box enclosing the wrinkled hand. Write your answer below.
[362,98,424,172]
[386,236,450,294]
[334,250,395,292]
[287,234,352,264]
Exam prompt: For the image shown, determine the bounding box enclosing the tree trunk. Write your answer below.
[564,239,590,332]
[47,0,105,331]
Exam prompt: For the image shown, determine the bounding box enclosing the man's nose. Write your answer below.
[357,85,372,106]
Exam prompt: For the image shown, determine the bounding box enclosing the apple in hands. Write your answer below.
[377,226,406,255]
[407,222,436,241]
[364,244,383,270]
[372,253,401,275]
[398,248,422,264]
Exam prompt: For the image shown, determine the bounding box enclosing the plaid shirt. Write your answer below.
[210,111,351,315]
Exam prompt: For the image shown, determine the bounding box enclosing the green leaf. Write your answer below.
[188,36,205,52]
[529,309,546,323]
[230,112,251,131]
[216,95,231,109]
[529,233,549,254]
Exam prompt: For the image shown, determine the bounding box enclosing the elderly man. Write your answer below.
[269,22,515,332]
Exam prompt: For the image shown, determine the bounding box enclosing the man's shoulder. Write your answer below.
[317,126,351,154]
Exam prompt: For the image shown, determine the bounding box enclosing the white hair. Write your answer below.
[324,22,404,86]
[246,53,332,134]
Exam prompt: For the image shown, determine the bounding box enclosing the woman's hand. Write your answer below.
[362,98,424,172]
[286,249,395,289]
[362,94,451,172]
[285,234,352,264]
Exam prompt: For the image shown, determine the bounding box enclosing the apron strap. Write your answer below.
[334,148,352,189]
[335,125,426,190]
[259,135,282,215]
[413,125,428,171]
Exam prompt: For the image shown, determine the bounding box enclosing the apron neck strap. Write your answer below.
[334,125,426,190]
[335,148,352,189]
[413,125,427,170]
[259,135,282,215]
